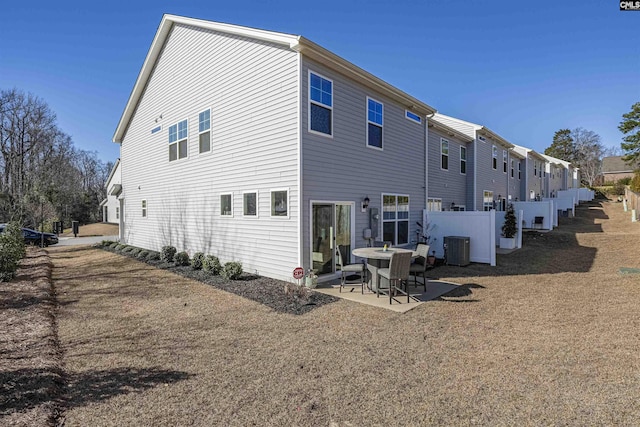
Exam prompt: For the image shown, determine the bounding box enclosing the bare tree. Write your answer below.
[572,127,604,187]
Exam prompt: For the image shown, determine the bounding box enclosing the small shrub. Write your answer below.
[121,246,134,254]
[130,248,141,257]
[147,251,161,261]
[612,182,625,196]
[174,251,190,266]
[202,255,221,275]
[109,242,119,249]
[101,240,115,247]
[115,244,125,251]
[618,177,632,186]
[284,282,310,300]
[137,250,149,259]
[191,252,205,270]
[0,223,26,282]
[222,261,243,280]
[161,245,177,263]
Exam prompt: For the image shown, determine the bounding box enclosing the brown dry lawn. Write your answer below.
[48,199,640,425]
[59,223,118,238]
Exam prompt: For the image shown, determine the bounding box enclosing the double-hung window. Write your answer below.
[518,162,522,180]
[198,109,211,153]
[382,194,409,245]
[427,198,442,212]
[169,119,188,161]
[271,189,288,217]
[460,146,467,174]
[503,150,508,173]
[243,192,257,217]
[309,72,332,136]
[141,200,147,218]
[367,97,383,149]
[440,138,449,170]
[220,193,232,216]
[511,159,515,178]
[492,146,498,170]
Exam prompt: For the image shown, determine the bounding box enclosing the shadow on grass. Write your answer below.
[0,367,193,416]
[434,283,484,302]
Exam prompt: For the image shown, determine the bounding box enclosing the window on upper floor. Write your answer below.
[460,146,467,174]
[441,138,449,170]
[367,97,383,149]
[382,194,409,245]
[169,119,188,161]
[511,159,515,178]
[492,146,498,170]
[198,109,211,154]
[503,150,508,173]
[534,161,538,176]
[405,110,422,124]
[309,72,332,136]
[518,162,522,180]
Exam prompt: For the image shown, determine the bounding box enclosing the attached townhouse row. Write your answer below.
[110,14,580,282]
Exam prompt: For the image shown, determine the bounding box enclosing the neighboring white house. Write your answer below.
[100,158,121,224]
[112,14,436,282]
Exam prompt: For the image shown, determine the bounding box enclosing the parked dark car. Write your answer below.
[0,224,59,247]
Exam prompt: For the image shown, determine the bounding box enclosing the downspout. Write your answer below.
[473,134,478,211]
[425,113,434,212]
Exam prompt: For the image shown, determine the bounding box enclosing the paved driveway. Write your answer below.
[55,235,118,246]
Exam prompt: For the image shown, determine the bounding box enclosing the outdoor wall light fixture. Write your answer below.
[361,196,370,212]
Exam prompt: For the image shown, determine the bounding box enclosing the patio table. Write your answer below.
[352,247,418,292]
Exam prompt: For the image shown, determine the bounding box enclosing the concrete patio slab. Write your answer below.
[315,278,461,313]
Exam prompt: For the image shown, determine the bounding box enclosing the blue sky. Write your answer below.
[1,0,638,163]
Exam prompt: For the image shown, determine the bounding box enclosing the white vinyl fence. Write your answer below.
[512,201,554,231]
[425,210,496,266]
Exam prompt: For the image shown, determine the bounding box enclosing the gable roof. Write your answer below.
[512,144,548,162]
[601,156,636,174]
[113,14,437,143]
[428,119,474,143]
[104,158,121,188]
[432,113,514,149]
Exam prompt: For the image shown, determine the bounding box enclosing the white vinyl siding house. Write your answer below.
[432,114,514,211]
[101,158,122,224]
[427,121,473,211]
[113,14,436,282]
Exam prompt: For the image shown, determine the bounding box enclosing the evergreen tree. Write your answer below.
[620,102,640,165]
[545,129,575,162]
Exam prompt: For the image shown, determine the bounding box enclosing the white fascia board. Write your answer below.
[104,158,121,188]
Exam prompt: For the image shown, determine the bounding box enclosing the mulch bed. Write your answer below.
[98,245,339,315]
[0,248,64,426]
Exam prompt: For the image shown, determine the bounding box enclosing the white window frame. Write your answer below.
[405,110,422,124]
[483,191,494,211]
[270,188,289,218]
[242,191,258,218]
[492,146,498,170]
[427,198,442,212]
[366,97,384,150]
[518,162,522,180]
[503,150,508,173]
[440,138,449,170]
[220,193,233,217]
[169,118,188,162]
[382,193,409,245]
[460,146,466,175]
[308,71,333,137]
[141,200,147,218]
[198,108,211,154]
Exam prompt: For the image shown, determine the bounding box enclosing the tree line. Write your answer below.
[0,88,112,230]
[543,102,640,188]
